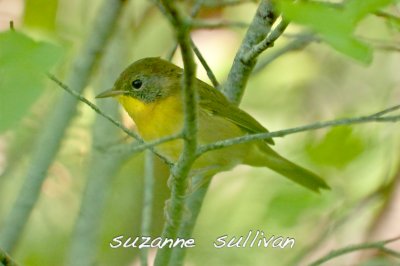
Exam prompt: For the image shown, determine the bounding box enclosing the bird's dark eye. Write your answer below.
[131,79,142,89]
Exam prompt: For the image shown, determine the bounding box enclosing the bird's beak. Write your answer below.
[96,89,126,98]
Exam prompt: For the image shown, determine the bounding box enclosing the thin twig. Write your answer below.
[253,33,317,75]
[371,103,400,117]
[308,236,400,266]
[197,105,400,155]
[166,43,179,61]
[122,133,182,154]
[242,18,289,63]
[190,38,220,88]
[47,73,175,165]
[47,73,140,140]
[164,0,222,88]
[287,182,390,266]
[164,0,204,61]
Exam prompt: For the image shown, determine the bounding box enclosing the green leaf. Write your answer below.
[0,30,62,132]
[278,0,396,63]
[279,1,353,34]
[322,33,373,64]
[346,0,396,23]
[306,127,365,169]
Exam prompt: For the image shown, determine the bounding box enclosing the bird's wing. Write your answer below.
[197,81,274,145]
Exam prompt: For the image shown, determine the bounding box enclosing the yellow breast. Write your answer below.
[117,94,184,140]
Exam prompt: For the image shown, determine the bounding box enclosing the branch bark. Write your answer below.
[223,0,279,104]
[154,1,199,265]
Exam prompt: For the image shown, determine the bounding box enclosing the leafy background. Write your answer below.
[0,0,400,265]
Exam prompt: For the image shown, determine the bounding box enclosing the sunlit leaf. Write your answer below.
[278,0,397,63]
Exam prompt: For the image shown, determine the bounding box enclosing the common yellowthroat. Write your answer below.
[97,57,329,192]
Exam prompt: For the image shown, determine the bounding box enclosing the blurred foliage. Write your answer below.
[0,0,400,266]
[306,126,366,169]
[278,0,399,63]
[0,30,62,132]
[23,0,58,32]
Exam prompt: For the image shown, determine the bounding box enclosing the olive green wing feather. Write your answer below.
[197,81,274,145]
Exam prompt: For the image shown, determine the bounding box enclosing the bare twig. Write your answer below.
[308,236,400,266]
[242,19,289,63]
[164,0,221,88]
[253,33,317,75]
[47,73,140,140]
[190,38,220,88]
[164,0,204,61]
[47,74,176,165]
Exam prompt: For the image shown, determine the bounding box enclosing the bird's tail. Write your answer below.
[246,145,330,193]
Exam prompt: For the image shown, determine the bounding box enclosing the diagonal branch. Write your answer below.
[253,32,317,75]
[308,235,400,266]
[197,104,400,155]
[242,18,289,63]
[223,0,279,104]
[47,74,177,165]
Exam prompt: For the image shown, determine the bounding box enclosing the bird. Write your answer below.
[96,57,329,192]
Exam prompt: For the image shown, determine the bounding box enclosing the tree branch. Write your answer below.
[253,33,317,75]
[154,1,198,266]
[223,0,279,104]
[190,38,220,88]
[242,18,289,63]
